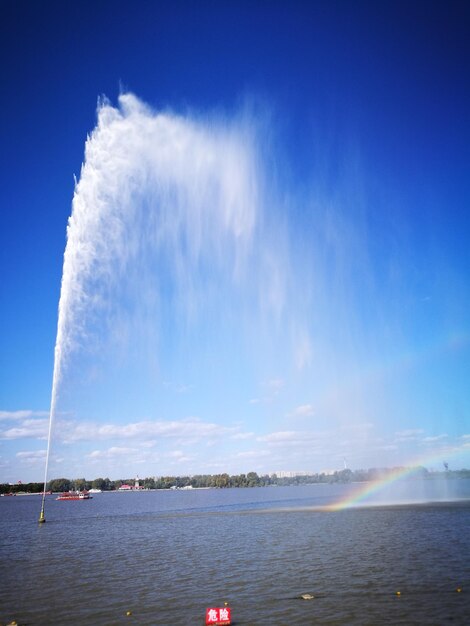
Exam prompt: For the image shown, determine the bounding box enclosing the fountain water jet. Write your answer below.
[39,93,299,520]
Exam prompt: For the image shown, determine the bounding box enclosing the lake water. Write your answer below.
[1,481,469,625]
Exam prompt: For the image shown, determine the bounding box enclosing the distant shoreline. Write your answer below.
[2,468,469,497]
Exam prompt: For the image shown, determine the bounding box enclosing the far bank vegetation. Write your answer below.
[2,467,469,495]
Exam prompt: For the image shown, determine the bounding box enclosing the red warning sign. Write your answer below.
[205,606,231,625]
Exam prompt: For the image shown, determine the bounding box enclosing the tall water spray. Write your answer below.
[36,94,453,508]
[39,93,299,519]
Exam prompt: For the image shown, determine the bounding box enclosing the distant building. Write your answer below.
[272,471,310,478]
[118,476,144,491]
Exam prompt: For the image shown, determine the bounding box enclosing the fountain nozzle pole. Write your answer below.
[38,497,46,524]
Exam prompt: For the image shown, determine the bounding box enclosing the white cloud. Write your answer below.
[422,434,448,443]
[61,417,235,444]
[394,429,425,442]
[16,450,46,464]
[88,446,138,460]
[167,450,185,458]
[287,404,315,418]
[231,432,255,440]
[0,410,49,421]
[0,419,49,440]
[249,424,439,473]
[258,430,305,445]
[166,450,193,463]
[140,440,157,448]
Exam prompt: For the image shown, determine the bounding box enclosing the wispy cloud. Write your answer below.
[0,410,49,421]
[422,434,448,443]
[0,409,240,450]
[287,404,315,418]
[88,447,138,460]
[231,432,255,440]
[251,424,469,473]
[62,417,236,444]
[0,419,49,440]
[258,430,300,444]
[394,429,425,442]
[166,449,193,463]
[16,450,46,464]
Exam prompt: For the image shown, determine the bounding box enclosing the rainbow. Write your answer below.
[323,330,470,511]
[327,445,467,511]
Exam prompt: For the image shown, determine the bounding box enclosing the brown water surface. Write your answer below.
[1,482,469,625]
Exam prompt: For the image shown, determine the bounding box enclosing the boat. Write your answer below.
[56,491,92,501]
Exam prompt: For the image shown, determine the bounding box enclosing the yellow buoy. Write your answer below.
[38,509,46,524]
[126,610,132,616]
[456,588,462,593]
[396,591,401,596]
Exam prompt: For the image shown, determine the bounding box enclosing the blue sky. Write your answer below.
[1,1,469,483]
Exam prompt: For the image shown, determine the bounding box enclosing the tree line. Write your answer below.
[1,467,469,494]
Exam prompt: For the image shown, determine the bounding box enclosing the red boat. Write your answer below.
[56,491,92,501]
